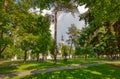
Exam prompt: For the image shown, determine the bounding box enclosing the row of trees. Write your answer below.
[0,0,77,63]
[0,0,80,64]
[74,0,120,60]
[0,0,52,63]
[0,0,120,63]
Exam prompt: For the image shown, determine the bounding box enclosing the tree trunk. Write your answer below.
[0,44,7,58]
[69,39,73,58]
[53,3,58,64]
[36,53,39,62]
[96,53,100,59]
[0,52,2,58]
[85,54,87,60]
[69,53,70,59]
[0,30,3,58]
[64,56,67,62]
[113,19,120,52]
[24,50,27,63]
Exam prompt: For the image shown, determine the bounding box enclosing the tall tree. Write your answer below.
[67,24,78,56]
[41,1,78,64]
[32,15,51,62]
[0,0,13,58]
[77,0,120,59]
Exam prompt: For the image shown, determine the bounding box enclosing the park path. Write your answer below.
[0,61,116,79]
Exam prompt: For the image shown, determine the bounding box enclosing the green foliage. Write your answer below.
[62,45,68,59]
[77,26,94,56]
[49,38,54,55]
[75,45,94,56]
[32,15,51,55]
[78,0,120,24]
[35,0,77,11]
[67,24,78,44]
[77,0,120,59]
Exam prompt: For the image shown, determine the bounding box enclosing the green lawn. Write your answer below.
[0,58,106,74]
[8,62,120,79]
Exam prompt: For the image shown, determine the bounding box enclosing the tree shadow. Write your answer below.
[21,64,120,79]
[0,60,22,74]
[23,61,56,70]
[0,73,18,79]
[0,60,36,74]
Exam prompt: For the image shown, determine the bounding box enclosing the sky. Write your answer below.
[50,5,88,45]
[29,5,88,45]
[51,12,85,45]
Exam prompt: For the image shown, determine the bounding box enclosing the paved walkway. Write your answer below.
[0,61,117,79]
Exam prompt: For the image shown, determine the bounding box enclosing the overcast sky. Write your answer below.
[50,5,88,44]
[50,12,85,45]
[29,5,88,45]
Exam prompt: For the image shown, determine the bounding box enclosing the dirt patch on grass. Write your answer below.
[109,64,120,69]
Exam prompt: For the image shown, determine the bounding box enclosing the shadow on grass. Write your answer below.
[20,64,120,79]
[0,65,18,74]
[0,73,18,79]
[0,60,23,74]
[24,58,106,71]
[0,60,39,74]
[24,60,57,69]
[0,58,107,75]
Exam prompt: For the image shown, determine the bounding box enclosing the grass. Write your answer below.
[8,61,120,79]
[1,58,120,79]
[0,58,106,74]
